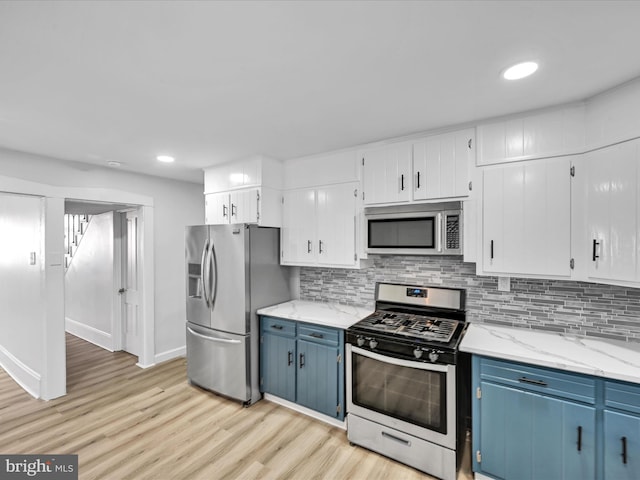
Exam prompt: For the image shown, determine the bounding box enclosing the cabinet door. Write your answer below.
[413,129,473,201]
[281,188,317,264]
[586,141,639,283]
[260,332,296,402]
[478,382,595,480]
[296,339,339,418]
[362,143,412,205]
[230,188,259,224]
[205,193,230,225]
[482,158,571,276]
[604,410,640,480]
[316,183,357,267]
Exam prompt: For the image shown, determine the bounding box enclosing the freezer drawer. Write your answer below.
[186,323,250,402]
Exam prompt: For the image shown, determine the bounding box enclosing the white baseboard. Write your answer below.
[154,345,186,365]
[263,393,346,430]
[0,343,41,399]
[65,317,114,351]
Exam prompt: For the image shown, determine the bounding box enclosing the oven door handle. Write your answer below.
[349,345,451,373]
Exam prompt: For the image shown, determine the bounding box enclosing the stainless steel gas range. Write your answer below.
[346,282,470,480]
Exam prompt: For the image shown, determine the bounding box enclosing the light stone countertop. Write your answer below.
[257,300,373,330]
[460,323,640,385]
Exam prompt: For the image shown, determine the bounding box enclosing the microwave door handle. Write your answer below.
[436,213,443,252]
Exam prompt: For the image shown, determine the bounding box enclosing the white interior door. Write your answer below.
[123,210,141,356]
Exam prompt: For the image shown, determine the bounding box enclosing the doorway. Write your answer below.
[64,200,145,361]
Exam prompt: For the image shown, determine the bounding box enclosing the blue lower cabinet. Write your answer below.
[260,331,296,402]
[473,356,596,480]
[604,410,640,480]
[478,382,595,480]
[297,339,340,418]
[259,316,345,420]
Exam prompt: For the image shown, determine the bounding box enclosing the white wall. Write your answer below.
[64,212,115,350]
[0,193,44,397]
[0,147,204,397]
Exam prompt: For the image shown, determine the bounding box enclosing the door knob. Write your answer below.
[118,288,126,294]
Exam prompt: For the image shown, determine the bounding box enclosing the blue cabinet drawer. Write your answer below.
[298,323,340,346]
[605,379,640,415]
[260,316,296,337]
[479,357,596,404]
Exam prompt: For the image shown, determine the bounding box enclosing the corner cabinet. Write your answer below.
[281,182,362,268]
[480,157,572,277]
[472,355,640,480]
[259,316,345,421]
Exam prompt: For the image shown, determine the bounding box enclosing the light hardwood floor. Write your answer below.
[0,334,472,480]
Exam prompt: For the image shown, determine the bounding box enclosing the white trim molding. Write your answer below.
[154,346,186,365]
[0,344,41,399]
[65,317,114,352]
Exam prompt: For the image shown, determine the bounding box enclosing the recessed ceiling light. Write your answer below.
[503,61,539,80]
[107,161,121,167]
[157,155,175,163]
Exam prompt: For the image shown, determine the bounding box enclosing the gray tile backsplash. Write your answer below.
[298,255,640,342]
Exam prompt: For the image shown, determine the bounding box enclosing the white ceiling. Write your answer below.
[1,1,640,184]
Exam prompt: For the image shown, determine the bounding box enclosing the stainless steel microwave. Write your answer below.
[364,202,463,255]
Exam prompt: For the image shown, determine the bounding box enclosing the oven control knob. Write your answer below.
[369,339,378,349]
[413,348,423,359]
[428,351,439,363]
[356,336,365,347]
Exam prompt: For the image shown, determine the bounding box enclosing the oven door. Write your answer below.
[346,344,456,449]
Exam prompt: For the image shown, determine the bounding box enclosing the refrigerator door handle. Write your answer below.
[209,241,218,308]
[201,239,210,307]
[187,327,242,344]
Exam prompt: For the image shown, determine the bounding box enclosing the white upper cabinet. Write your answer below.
[585,139,640,284]
[281,182,360,268]
[361,143,412,205]
[480,157,572,277]
[203,155,283,227]
[412,128,474,201]
[204,155,282,194]
[477,105,586,166]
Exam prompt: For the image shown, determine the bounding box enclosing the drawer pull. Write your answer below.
[577,426,582,452]
[622,436,628,465]
[382,431,411,446]
[270,325,284,330]
[287,351,293,366]
[518,376,548,387]
[299,353,305,369]
[309,332,324,339]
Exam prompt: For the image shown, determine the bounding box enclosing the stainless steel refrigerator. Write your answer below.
[185,224,290,405]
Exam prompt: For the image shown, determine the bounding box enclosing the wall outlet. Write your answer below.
[498,276,511,292]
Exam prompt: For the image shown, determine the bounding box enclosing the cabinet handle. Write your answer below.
[416,171,421,189]
[490,240,494,260]
[577,426,582,452]
[270,324,283,330]
[307,240,312,254]
[223,204,228,217]
[287,351,293,366]
[309,332,324,339]
[517,376,548,387]
[592,239,600,261]
[319,240,324,254]
[401,174,405,191]
[299,353,305,368]
[622,436,628,464]
[231,203,237,217]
